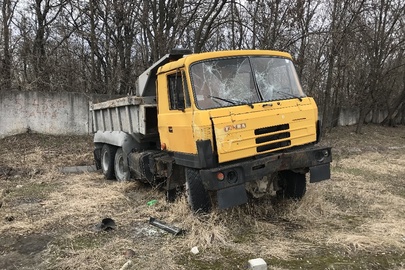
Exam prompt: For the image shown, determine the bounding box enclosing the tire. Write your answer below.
[166,188,179,203]
[185,168,212,213]
[101,144,117,180]
[277,170,306,199]
[114,148,129,181]
[93,147,102,170]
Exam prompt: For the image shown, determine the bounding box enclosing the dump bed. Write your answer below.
[90,96,157,136]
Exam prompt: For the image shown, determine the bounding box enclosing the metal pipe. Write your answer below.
[149,217,184,236]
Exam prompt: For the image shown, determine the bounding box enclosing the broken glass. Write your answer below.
[190,56,305,109]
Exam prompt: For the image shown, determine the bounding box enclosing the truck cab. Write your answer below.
[158,50,318,163]
[91,49,331,212]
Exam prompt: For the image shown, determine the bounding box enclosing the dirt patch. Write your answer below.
[0,126,405,269]
[12,234,53,255]
[0,233,53,270]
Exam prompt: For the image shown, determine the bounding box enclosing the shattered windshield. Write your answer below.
[190,56,306,109]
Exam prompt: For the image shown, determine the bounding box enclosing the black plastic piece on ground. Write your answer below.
[95,218,116,231]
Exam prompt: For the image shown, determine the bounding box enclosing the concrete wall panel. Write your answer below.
[0,91,90,138]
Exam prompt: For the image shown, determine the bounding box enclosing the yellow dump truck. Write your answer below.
[90,49,331,212]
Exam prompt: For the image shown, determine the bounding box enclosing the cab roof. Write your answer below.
[158,49,293,74]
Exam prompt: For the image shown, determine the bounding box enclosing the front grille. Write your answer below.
[255,124,291,153]
[255,124,289,135]
[256,132,290,144]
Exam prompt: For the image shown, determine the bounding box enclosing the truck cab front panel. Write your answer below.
[210,97,318,163]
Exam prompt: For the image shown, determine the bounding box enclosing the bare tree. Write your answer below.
[192,0,227,52]
[112,0,138,94]
[354,0,405,132]
[1,0,17,91]
[290,0,322,78]
[30,0,67,91]
[321,0,365,132]
[138,0,186,61]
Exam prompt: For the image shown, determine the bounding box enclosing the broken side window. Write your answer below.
[168,72,185,110]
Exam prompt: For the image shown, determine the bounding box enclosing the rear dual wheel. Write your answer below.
[101,144,117,180]
[114,148,129,181]
[100,144,129,181]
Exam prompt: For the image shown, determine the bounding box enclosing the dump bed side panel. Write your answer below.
[90,96,157,136]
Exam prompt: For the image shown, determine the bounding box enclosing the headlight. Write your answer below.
[227,170,238,183]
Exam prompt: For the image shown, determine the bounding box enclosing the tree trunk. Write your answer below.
[381,77,405,126]
[322,53,335,133]
[1,0,12,91]
[356,107,371,134]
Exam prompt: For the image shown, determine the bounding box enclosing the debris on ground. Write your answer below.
[119,260,133,270]
[59,165,98,174]
[149,217,183,235]
[190,246,199,255]
[247,258,267,270]
[94,217,116,231]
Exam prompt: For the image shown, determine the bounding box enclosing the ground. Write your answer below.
[0,125,405,270]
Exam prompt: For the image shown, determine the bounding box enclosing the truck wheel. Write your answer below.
[278,170,306,199]
[101,144,117,180]
[185,168,211,213]
[114,148,129,181]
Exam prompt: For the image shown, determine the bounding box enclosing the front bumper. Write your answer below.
[200,145,332,191]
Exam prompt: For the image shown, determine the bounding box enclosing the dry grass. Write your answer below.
[1,125,405,269]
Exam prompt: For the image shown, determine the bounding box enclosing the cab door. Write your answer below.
[158,69,196,155]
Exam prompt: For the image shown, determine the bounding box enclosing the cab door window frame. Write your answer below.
[167,70,191,111]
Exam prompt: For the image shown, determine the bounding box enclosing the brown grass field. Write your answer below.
[0,124,404,270]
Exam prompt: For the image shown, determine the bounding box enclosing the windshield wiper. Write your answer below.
[208,95,236,105]
[275,90,303,102]
[208,95,254,109]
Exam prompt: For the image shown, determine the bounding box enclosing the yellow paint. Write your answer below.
[211,98,317,162]
[157,70,197,154]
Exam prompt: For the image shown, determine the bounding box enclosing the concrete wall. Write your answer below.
[337,107,403,126]
[338,107,360,126]
[0,91,92,139]
[0,91,403,139]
